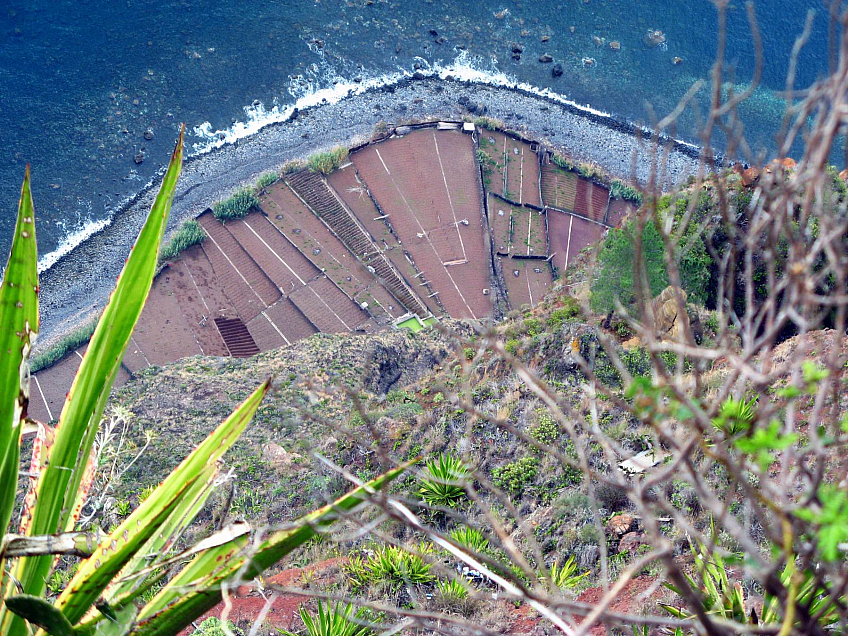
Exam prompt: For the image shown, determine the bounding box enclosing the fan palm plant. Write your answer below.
[0,129,405,636]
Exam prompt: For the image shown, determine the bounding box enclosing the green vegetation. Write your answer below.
[0,130,405,636]
[254,170,280,191]
[590,213,710,313]
[280,601,372,636]
[548,555,589,590]
[492,456,538,496]
[610,178,643,204]
[418,453,469,508]
[212,187,260,220]
[194,618,243,636]
[308,146,349,174]
[345,545,434,590]
[449,526,489,554]
[158,219,205,264]
[30,320,97,375]
[551,153,575,171]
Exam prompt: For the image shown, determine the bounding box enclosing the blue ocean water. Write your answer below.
[0,0,830,265]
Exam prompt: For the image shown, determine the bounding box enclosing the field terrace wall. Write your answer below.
[350,127,493,320]
[29,119,635,423]
[287,168,430,318]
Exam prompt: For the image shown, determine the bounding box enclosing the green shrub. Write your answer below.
[195,617,243,636]
[30,320,98,374]
[492,457,538,496]
[551,153,575,171]
[547,297,579,329]
[473,116,499,130]
[531,410,559,445]
[279,600,372,636]
[523,317,542,336]
[449,526,489,554]
[159,219,206,264]
[437,578,469,603]
[308,146,349,174]
[620,347,652,378]
[505,338,520,355]
[548,555,590,590]
[610,179,643,204]
[212,187,260,220]
[418,453,469,508]
[590,220,669,313]
[254,170,280,191]
[346,545,434,590]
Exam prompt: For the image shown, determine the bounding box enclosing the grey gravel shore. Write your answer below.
[36,76,705,352]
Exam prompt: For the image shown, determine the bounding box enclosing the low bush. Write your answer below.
[159,219,205,264]
[610,178,643,204]
[346,545,434,590]
[280,600,372,636]
[548,555,590,590]
[449,526,489,554]
[254,170,280,191]
[418,453,469,508]
[547,296,580,329]
[492,456,538,496]
[308,146,349,174]
[212,187,260,220]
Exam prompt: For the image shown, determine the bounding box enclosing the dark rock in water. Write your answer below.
[143,129,154,140]
[429,29,438,37]
[444,74,455,81]
[435,36,446,45]
[413,61,422,70]
[434,84,444,93]
[382,84,395,93]
[511,43,524,53]
[412,70,426,80]
[133,152,144,165]
[353,76,362,83]
[396,103,407,112]
[551,63,563,77]
[512,52,522,61]
[539,53,553,63]
[290,108,299,120]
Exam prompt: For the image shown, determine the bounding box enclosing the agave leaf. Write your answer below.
[0,166,38,546]
[133,464,409,636]
[4,595,73,636]
[54,378,269,626]
[103,462,220,605]
[18,421,55,534]
[9,128,184,614]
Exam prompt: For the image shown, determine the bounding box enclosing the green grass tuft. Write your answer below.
[610,179,643,204]
[254,171,280,191]
[212,188,260,220]
[30,320,98,375]
[307,146,349,174]
[159,219,206,264]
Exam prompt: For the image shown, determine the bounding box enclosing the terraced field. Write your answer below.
[29,122,631,423]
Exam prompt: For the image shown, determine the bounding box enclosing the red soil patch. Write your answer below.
[181,558,347,635]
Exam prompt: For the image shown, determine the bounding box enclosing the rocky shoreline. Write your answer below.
[35,75,705,352]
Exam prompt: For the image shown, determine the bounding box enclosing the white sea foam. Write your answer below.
[38,215,111,273]
[43,52,701,275]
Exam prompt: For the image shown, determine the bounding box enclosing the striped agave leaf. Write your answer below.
[0,166,39,587]
[6,128,185,629]
[132,464,408,636]
[52,379,270,626]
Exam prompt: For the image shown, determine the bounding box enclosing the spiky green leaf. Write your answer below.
[0,166,38,546]
[4,595,73,636]
[9,129,184,616]
[55,378,269,626]
[133,464,409,636]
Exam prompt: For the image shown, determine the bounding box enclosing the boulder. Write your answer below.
[619,532,648,555]
[607,513,634,536]
[538,53,553,63]
[551,63,563,77]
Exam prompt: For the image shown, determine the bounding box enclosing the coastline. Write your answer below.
[35,75,705,352]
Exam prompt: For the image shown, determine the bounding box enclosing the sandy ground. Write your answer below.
[35,76,704,352]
